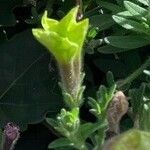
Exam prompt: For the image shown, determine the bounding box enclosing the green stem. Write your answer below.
[71,137,87,150]
[97,129,105,150]
[95,118,107,150]
[117,57,150,89]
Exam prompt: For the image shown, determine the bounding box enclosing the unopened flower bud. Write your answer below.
[107,91,129,135]
[3,123,20,150]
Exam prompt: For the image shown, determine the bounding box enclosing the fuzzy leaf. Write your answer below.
[48,138,73,149]
[79,122,107,141]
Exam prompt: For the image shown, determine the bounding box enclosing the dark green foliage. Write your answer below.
[0,30,62,128]
[129,82,150,131]
[0,0,149,149]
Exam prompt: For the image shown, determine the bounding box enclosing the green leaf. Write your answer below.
[87,28,99,39]
[97,45,131,54]
[112,15,149,34]
[144,70,150,76]
[116,11,133,17]
[55,147,76,150]
[84,6,101,18]
[141,102,150,131]
[86,39,103,54]
[0,30,62,129]
[89,14,114,30]
[106,71,115,87]
[79,122,107,141]
[136,0,149,6]
[88,98,102,116]
[129,83,150,131]
[89,71,116,119]
[124,1,148,17]
[104,35,150,49]
[96,1,123,13]
[48,138,73,149]
[129,84,145,115]
[46,118,58,127]
[115,0,124,6]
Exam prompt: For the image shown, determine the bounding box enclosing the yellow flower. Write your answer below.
[32,6,89,64]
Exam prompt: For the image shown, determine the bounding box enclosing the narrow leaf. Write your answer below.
[116,11,132,17]
[48,138,73,149]
[104,35,150,49]
[79,122,107,141]
[124,1,148,16]
[98,45,132,54]
[136,0,149,6]
[113,15,148,34]
[90,14,114,30]
[106,71,115,87]
[96,1,123,12]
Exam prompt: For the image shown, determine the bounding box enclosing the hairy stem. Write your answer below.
[58,60,81,99]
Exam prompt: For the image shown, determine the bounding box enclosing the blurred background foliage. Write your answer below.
[0,0,149,149]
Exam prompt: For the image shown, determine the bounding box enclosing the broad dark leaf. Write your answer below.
[0,30,62,129]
